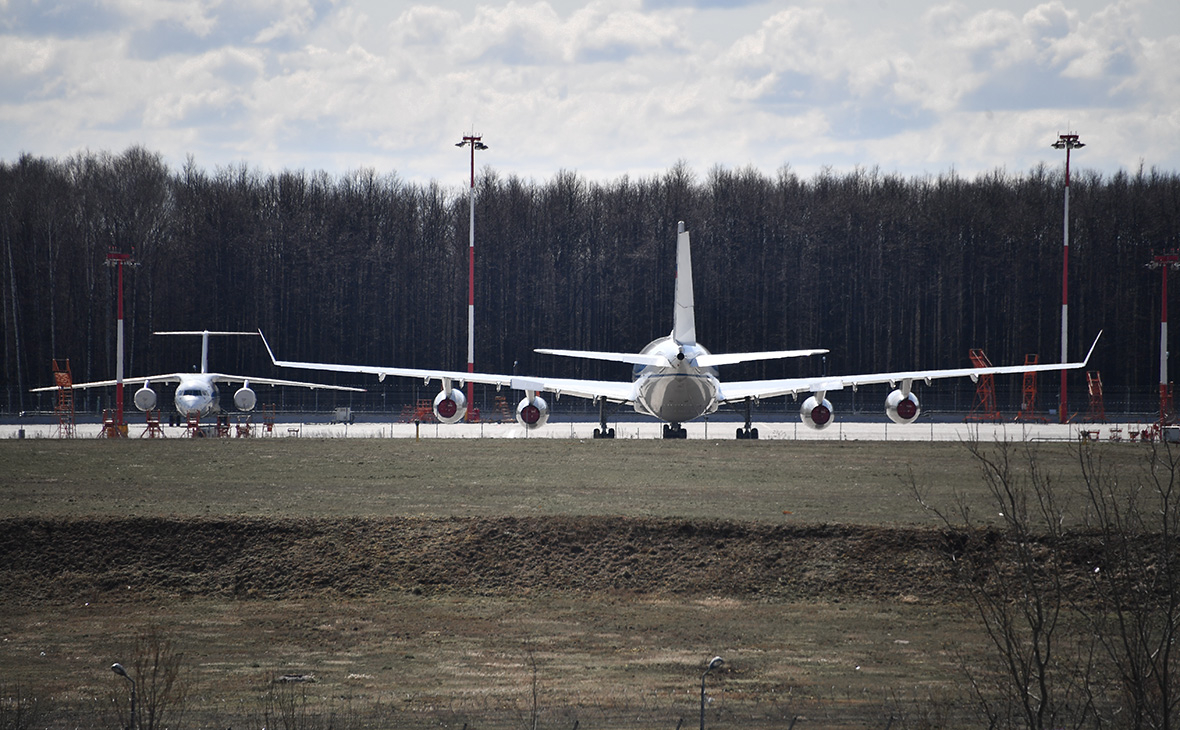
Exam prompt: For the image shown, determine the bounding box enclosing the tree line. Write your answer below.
[2,147,1179,415]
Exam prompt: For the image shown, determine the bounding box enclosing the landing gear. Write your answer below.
[662,423,687,439]
[736,396,759,439]
[593,397,616,439]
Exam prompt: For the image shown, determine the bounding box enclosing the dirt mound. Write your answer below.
[0,515,974,604]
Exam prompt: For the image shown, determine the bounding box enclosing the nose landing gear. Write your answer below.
[662,423,687,439]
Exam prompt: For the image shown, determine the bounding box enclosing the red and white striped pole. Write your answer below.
[1150,253,1179,423]
[457,134,487,421]
[1052,132,1083,423]
[106,250,135,435]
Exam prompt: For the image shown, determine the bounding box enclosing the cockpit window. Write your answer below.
[179,388,206,397]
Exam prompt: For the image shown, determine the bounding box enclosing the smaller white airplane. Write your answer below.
[33,330,363,419]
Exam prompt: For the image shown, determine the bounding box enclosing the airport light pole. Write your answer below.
[456,134,488,421]
[700,655,723,730]
[111,662,136,730]
[1052,132,1084,423]
[105,250,137,436]
[1149,253,1180,423]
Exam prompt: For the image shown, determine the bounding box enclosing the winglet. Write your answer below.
[1082,330,1102,365]
[258,329,279,365]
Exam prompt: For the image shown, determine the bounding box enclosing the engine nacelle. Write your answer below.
[885,389,921,425]
[800,395,834,430]
[433,388,467,424]
[234,386,257,411]
[516,395,550,429]
[133,385,157,412]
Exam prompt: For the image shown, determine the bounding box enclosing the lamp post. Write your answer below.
[700,655,723,730]
[455,134,488,422]
[1052,132,1084,423]
[111,662,136,730]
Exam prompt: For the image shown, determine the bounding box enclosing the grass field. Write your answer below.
[0,438,1151,729]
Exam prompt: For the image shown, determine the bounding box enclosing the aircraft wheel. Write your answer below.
[679,427,688,439]
[607,428,615,438]
[750,427,759,440]
[736,428,746,440]
[593,428,601,439]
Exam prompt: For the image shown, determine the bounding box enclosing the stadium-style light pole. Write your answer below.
[456,134,488,421]
[105,250,137,436]
[700,655,723,730]
[111,662,136,730]
[1052,132,1084,423]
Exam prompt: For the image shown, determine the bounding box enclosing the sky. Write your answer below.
[2,0,1178,187]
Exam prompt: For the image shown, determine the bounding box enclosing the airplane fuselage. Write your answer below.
[631,336,720,423]
[173,376,220,418]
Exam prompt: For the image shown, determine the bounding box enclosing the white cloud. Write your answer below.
[0,0,1177,183]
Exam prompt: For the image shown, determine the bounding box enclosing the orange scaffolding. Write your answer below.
[140,409,166,438]
[966,349,1003,422]
[51,359,76,438]
[1015,354,1048,422]
[1084,371,1107,423]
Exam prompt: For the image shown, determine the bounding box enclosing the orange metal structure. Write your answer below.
[1015,354,1048,422]
[1084,371,1106,423]
[966,349,1003,422]
[51,359,76,438]
[141,409,166,438]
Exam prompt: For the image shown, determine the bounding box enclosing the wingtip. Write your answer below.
[1083,330,1103,364]
[258,329,278,364]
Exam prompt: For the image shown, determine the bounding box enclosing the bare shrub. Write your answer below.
[0,680,51,730]
[108,628,189,730]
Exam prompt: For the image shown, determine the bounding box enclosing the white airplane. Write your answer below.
[33,330,363,420]
[261,221,1100,439]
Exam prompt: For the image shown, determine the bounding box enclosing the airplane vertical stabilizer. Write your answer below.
[673,221,697,345]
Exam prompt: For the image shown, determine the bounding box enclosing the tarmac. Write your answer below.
[0,415,1169,443]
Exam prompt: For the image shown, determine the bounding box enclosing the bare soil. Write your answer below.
[0,438,1136,729]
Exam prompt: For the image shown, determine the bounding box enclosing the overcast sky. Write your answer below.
[2,0,1177,186]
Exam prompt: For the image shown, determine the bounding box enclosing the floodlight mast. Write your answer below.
[105,250,137,435]
[1052,132,1084,423]
[456,134,488,421]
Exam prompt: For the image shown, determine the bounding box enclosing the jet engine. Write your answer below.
[433,388,467,424]
[516,394,550,429]
[234,386,257,411]
[800,394,833,430]
[885,389,920,425]
[133,385,157,411]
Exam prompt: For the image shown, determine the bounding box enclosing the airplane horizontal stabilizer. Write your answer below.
[535,349,672,368]
[694,349,830,368]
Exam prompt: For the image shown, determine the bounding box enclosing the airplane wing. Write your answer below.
[30,374,183,392]
[32,373,363,393]
[206,374,364,392]
[262,332,637,403]
[718,332,1102,403]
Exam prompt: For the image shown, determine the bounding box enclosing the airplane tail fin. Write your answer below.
[674,221,696,346]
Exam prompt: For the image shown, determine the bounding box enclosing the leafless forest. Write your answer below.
[3,147,1178,414]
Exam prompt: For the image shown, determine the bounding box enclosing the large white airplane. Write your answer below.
[262,221,1100,439]
[33,330,363,420]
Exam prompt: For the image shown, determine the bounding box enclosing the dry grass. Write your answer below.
[0,437,1149,729]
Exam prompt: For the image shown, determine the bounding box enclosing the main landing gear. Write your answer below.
[662,422,687,439]
[736,396,759,440]
[593,397,616,439]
